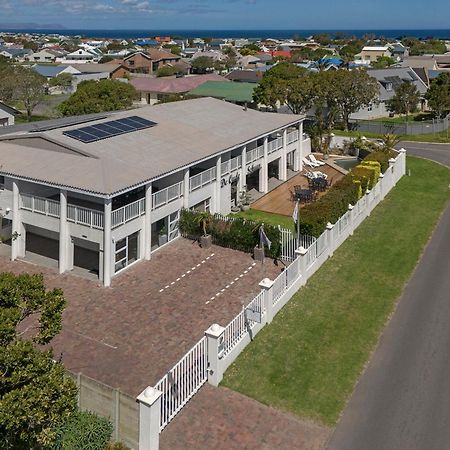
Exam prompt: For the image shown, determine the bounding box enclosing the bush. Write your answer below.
[363,150,395,173]
[179,209,282,258]
[53,411,113,450]
[104,442,131,450]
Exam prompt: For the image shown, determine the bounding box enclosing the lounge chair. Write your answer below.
[312,171,328,179]
[302,157,319,168]
[308,154,325,166]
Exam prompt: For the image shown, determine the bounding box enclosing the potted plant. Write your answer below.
[158,226,168,246]
[194,211,212,249]
[239,190,252,211]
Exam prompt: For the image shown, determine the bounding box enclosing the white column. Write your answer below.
[205,323,225,387]
[295,121,303,172]
[348,204,355,236]
[259,278,274,324]
[103,198,112,287]
[11,180,25,260]
[388,157,397,186]
[239,146,247,194]
[213,156,222,213]
[137,386,162,450]
[280,129,288,181]
[296,246,308,277]
[398,148,407,177]
[183,168,190,209]
[260,136,269,193]
[326,222,335,257]
[144,183,152,260]
[59,189,69,274]
[379,173,385,200]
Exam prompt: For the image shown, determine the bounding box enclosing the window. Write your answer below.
[128,60,135,66]
[368,103,373,112]
[0,175,4,188]
[114,231,139,273]
[386,82,393,91]
[191,198,210,212]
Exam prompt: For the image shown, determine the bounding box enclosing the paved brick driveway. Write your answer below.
[0,238,282,396]
[160,385,331,450]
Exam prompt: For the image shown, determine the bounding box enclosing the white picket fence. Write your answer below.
[140,150,406,449]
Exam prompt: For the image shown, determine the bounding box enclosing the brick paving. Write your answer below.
[0,238,282,396]
[160,385,331,450]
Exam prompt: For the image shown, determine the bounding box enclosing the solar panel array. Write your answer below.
[62,116,157,143]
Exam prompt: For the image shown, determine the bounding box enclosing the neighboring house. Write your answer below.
[188,81,256,105]
[0,102,19,126]
[350,67,428,119]
[130,73,228,105]
[400,56,440,71]
[237,55,262,69]
[59,48,101,63]
[33,64,81,79]
[191,50,225,62]
[66,63,130,80]
[226,69,264,83]
[389,42,409,61]
[0,46,33,61]
[121,50,181,75]
[355,46,392,63]
[0,98,308,286]
[256,50,291,60]
[181,47,203,57]
[27,48,67,63]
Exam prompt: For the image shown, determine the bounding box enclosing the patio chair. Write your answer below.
[302,157,319,169]
[312,171,328,180]
[308,154,326,166]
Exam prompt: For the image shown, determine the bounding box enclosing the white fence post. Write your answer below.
[296,246,308,276]
[365,190,371,217]
[259,278,275,324]
[205,324,225,387]
[326,222,335,257]
[379,173,385,200]
[348,204,354,236]
[137,386,162,450]
[389,157,397,186]
[398,148,407,177]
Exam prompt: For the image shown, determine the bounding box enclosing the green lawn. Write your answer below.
[233,208,294,230]
[333,128,450,144]
[222,156,450,426]
[368,112,433,124]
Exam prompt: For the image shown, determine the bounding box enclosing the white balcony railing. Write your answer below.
[67,204,103,229]
[20,193,60,218]
[221,155,242,175]
[112,198,145,229]
[189,168,217,192]
[246,145,264,164]
[268,137,283,154]
[152,181,183,209]
[287,130,299,144]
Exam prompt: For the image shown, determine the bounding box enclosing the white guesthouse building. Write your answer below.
[0,98,309,286]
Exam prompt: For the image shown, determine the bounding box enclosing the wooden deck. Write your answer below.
[251,163,344,217]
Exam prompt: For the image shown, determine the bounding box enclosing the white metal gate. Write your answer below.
[155,336,208,431]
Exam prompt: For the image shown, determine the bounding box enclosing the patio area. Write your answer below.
[251,157,345,217]
[0,237,282,396]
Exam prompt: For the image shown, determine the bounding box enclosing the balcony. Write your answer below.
[246,145,264,165]
[267,137,283,154]
[112,198,145,229]
[151,181,183,210]
[221,155,242,175]
[189,168,217,192]
[287,130,299,144]
[20,193,103,229]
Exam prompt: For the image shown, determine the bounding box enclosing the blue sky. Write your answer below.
[1,0,449,29]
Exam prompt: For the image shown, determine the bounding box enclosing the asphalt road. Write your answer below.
[328,143,450,450]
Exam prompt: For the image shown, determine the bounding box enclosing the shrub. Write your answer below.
[363,150,396,173]
[179,209,282,258]
[53,411,113,450]
[104,443,131,450]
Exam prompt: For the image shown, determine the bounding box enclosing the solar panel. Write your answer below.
[62,116,157,143]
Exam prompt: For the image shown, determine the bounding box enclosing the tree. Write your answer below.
[425,72,450,118]
[330,69,379,130]
[191,56,215,74]
[49,73,74,88]
[0,273,78,449]
[240,43,260,56]
[13,66,46,121]
[156,65,177,77]
[371,55,395,69]
[387,81,421,120]
[58,79,137,116]
[253,63,314,114]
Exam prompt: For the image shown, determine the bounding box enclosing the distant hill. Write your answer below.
[0,23,66,30]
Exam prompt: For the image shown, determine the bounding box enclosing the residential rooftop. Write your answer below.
[0,97,302,196]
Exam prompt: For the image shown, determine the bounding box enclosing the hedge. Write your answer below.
[52,411,113,450]
[299,150,397,237]
[179,209,282,258]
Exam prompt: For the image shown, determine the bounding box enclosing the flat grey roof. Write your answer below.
[0,97,303,197]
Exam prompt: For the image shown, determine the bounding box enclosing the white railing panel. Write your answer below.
[156,336,208,431]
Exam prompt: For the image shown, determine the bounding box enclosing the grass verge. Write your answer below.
[222,156,450,426]
[332,128,450,144]
[233,208,295,230]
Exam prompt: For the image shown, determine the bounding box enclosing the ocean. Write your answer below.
[2,28,450,40]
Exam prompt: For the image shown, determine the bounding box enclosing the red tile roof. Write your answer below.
[257,51,292,59]
[130,73,229,94]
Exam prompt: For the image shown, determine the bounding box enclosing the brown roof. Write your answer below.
[226,70,264,83]
[124,49,181,62]
[130,73,228,94]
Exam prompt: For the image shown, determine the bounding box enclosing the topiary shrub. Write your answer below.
[53,411,113,450]
[360,160,381,183]
[363,150,396,173]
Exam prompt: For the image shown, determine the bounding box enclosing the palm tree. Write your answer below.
[193,211,211,237]
[380,134,400,152]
